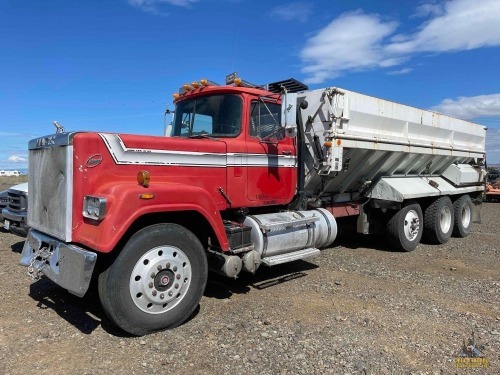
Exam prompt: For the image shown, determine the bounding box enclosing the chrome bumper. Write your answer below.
[20,229,97,297]
[2,208,29,236]
[2,208,27,223]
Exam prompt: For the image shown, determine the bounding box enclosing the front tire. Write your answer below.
[452,195,473,237]
[387,201,423,252]
[424,196,454,244]
[98,223,208,336]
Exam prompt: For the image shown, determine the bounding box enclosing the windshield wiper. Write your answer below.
[189,133,219,140]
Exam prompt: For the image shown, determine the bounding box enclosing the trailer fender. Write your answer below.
[369,177,484,202]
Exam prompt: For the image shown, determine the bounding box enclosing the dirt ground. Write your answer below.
[0,202,498,375]
[0,176,28,191]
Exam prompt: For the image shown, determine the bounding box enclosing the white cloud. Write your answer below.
[8,155,27,163]
[387,0,500,54]
[430,94,500,119]
[300,0,500,83]
[269,2,313,23]
[411,2,445,18]
[300,11,399,83]
[386,68,413,75]
[128,0,197,15]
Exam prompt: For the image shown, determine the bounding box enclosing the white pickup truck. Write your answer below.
[2,182,29,236]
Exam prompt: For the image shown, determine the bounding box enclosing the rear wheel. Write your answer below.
[387,201,423,252]
[453,195,473,237]
[98,223,208,336]
[424,196,454,244]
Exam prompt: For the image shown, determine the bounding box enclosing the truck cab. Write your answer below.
[169,85,297,208]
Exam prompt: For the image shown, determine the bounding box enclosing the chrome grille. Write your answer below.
[7,190,27,211]
[28,141,73,241]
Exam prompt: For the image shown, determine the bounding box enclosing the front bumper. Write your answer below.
[20,229,97,297]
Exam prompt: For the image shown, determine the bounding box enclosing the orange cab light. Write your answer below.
[183,84,192,91]
[324,141,332,148]
[172,93,180,99]
[200,79,208,86]
[234,77,242,86]
[139,193,155,200]
[336,139,342,146]
[137,170,150,187]
[192,82,199,88]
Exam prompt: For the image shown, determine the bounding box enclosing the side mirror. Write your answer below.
[164,109,174,137]
[281,93,297,138]
[164,124,172,137]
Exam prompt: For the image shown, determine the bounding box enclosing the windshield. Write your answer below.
[173,94,242,137]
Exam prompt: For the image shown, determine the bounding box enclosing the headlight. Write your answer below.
[83,196,107,221]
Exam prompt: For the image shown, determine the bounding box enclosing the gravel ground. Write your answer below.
[0,203,498,375]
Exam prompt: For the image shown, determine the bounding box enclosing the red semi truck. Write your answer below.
[21,74,486,335]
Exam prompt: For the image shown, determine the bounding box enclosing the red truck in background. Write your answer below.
[20,74,486,335]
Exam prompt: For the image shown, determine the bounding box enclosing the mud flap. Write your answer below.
[472,197,482,224]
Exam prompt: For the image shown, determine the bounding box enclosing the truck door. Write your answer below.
[246,99,297,205]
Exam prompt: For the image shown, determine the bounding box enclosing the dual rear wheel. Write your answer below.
[387,194,473,252]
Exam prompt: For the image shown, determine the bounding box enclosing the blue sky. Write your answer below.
[1,0,500,170]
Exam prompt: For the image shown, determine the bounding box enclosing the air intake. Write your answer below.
[264,78,308,94]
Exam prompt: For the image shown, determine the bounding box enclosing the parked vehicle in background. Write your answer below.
[0,189,8,221]
[0,170,21,177]
[487,169,500,182]
[2,182,29,236]
[485,170,500,202]
[20,73,486,336]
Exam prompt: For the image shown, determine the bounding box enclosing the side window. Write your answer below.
[250,101,282,139]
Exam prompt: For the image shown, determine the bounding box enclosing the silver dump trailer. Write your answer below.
[282,86,486,251]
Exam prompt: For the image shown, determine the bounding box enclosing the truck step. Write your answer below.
[262,248,320,266]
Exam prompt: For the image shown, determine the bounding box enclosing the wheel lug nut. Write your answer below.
[174,283,179,289]
[157,265,162,271]
[148,282,153,288]
[176,274,181,280]
[150,272,156,278]
[152,290,157,296]
[160,294,164,300]
[173,266,178,272]
[166,263,170,269]
[168,291,173,297]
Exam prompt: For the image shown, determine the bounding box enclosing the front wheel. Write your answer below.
[386,201,423,252]
[98,223,208,336]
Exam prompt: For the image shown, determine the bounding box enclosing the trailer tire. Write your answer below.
[452,195,473,238]
[98,223,208,336]
[424,196,454,244]
[387,201,423,252]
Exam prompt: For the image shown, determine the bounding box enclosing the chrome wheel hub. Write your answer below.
[130,245,192,314]
[403,210,420,241]
[461,204,471,228]
[439,206,452,234]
